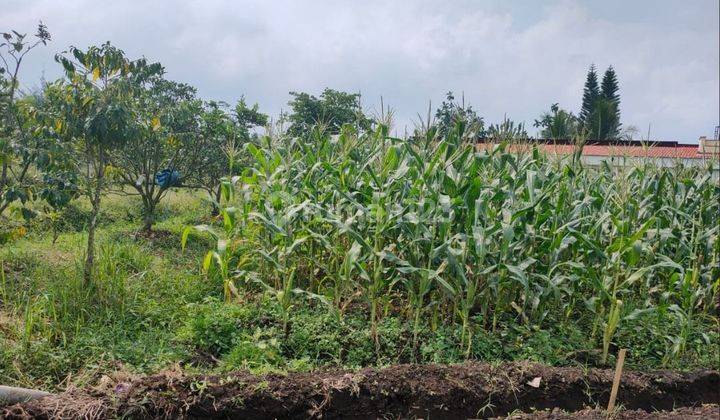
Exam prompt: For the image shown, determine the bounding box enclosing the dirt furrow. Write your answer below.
[3,362,718,419]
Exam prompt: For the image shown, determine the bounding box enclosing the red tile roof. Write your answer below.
[476,142,717,160]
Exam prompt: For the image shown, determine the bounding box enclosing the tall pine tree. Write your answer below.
[579,64,600,130]
[587,98,619,141]
[601,66,620,103]
[600,66,621,139]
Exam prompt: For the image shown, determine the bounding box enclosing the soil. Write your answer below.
[498,405,720,419]
[2,362,718,419]
[132,228,175,242]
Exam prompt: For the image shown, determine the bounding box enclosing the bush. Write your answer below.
[284,310,344,364]
[220,334,282,371]
[177,299,256,356]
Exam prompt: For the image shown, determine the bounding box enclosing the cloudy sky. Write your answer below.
[4,0,719,141]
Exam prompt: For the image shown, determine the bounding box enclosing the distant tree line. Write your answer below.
[0,25,274,285]
[534,65,623,141]
[425,65,625,144]
[1,23,636,286]
[0,24,394,287]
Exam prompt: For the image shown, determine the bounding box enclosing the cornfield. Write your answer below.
[186,123,720,364]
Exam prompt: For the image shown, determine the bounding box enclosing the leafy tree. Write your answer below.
[52,43,162,285]
[533,103,578,139]
[600,66,621,138]
[111,77,203,231]
[235,96,268,137]
[39,170,79,244]
[579,64,599,131]
[173,96,267,217]
[434,91,484,139]
[190,100,242,215]
[0,23,51,216]
[286,88,371,137]
[21,85,79,239]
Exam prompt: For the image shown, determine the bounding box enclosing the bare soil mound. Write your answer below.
[3,362,718,419]
[497,404,720,419]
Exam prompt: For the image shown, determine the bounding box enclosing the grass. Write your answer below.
[0,132,718,392]
[0,190,214,389]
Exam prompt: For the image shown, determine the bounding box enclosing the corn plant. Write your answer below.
[186,121,720,365]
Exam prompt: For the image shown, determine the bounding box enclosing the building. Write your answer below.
[476,136,720,177]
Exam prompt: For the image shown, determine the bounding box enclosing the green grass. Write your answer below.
[0,190,216,389]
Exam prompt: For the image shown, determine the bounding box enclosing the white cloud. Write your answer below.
[3,0,718,141]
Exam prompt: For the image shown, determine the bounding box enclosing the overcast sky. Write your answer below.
[4,0,719,141]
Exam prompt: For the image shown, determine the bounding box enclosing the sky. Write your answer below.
[3,0,719,142]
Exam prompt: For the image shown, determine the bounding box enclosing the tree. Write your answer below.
[0,23,51,216]
[533,103,578,139]
[235,96,268,136]
[579,64,599,131]
[619,125,640,141]
[579,65,622,140]
[586,97,620,142]
[601,66,620,103]
[111,77,203,231]
[53,43,162,286]
[600,66,621,138]
[434,91,484,139]
[190,100,241,215]
[286,88,371,137]
[20,84,79,241]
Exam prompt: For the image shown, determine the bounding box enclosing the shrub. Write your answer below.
[177,299,256,356]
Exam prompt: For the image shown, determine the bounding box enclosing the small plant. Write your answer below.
[177,299,254,356]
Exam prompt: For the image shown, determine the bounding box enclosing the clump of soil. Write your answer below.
[133,228,175,242]
[3,362,718,419]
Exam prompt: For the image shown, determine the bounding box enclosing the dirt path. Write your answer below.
[2,362,718,419]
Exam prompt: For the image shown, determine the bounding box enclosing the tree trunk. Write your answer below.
[0,162,7,216]
[142,200,155,232]
[142,216,154,232]
[1,161,7,190]
[83,157,105,288]
[0,200,9,217]
[52,222,60,245]
[211,184,222,216]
